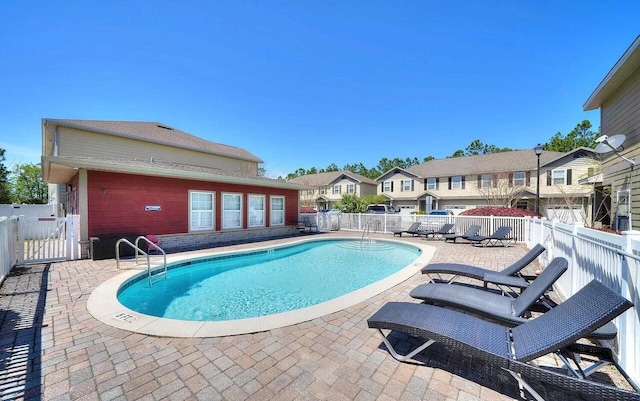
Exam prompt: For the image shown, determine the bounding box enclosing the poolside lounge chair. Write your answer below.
[367,280,638,401]
[299,216,319,232]
[421,243,545,288]
[392,222,423,237]
[467,226,513,247]
[443,225,481,243]
[420,223,455,240]
[412,257,567,325]
[417,255,617,341]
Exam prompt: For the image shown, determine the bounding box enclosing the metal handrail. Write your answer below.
[361,224,370,244]
[115,237,167,285]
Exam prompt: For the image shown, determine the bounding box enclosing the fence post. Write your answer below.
[620,230,640,386]
[570,222,581,295]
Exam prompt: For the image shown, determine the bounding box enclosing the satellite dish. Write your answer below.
[594,134,626,154]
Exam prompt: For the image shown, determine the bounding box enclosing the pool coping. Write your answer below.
[86,236,435,338]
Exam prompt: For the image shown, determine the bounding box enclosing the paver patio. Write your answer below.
[0,231,625,400]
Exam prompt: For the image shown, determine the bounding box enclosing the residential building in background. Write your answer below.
[289,170,377,211]
[583,35,640,231]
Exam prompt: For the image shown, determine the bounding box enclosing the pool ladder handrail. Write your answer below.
[361,224,372,244]
[115,237,167,286]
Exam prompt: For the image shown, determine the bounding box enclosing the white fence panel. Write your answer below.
[524,217,639,387]
[17,215,80,264]
[0,216,19,285]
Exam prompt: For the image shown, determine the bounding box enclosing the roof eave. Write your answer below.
[42,156,306,190]
[583,35,640,111]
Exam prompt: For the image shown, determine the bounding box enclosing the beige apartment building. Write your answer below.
[583,35,640,231]
[289,170,377,211]
[377,148,598,222]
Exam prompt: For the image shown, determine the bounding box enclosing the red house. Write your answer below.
[41,119,307,258]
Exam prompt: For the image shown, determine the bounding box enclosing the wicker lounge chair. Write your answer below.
[416,256,617,341]
[467,226,513,247]
[421,243,545,288]
[368,280,638,401]
[392,222,423,237]
[411,256,568,320]
[443,225,481,243]
[420,223,455,240]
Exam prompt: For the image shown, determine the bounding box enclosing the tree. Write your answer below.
[544,120,599,152]
[449,140,512,158]
[0,149,10,203]
[11,163,48,204]
[337,194,364,213]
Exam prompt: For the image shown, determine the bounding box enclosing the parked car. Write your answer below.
[365,204,396,213]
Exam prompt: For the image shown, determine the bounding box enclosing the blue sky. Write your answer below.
[1,2,639,178]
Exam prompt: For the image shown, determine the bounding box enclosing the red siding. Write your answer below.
[86,171,299,237]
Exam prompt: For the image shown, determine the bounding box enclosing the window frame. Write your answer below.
[401,180,412,191]
[270,195,285,226]
[189,190,215,232]
[383,181,392,192]
[552,169,567,185]
[332,184,341,195]
[426,178,437,190]
[513,171,526,187]
[222,192,243,230]
[248,194,266,228]
[480,174,492,189]
[346,183,355,194]
[451,176,462,190]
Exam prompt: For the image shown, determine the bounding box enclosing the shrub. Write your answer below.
[460,207,541,218]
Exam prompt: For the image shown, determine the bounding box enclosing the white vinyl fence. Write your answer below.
[17,215,80,264]
[524,218,640,388]
[0,216,19,285]
[328,212,528,241]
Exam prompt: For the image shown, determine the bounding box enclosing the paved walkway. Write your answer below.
[0,232,620,400]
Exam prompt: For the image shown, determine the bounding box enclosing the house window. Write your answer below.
[320,186,327,195]
[382,181,392,192]
[189,191,214,231]
[222,193,242,229]
[552,169,566,185]
[401,180,412,191]
[480,174,492,189]
[426,178,437,190]
[332,184,341,195]
[248,194,265,227]
[347,183,355,194]
[450,176,462,190]
[513,172,526,186]
[270,196,285,226]
[306,189,314,196]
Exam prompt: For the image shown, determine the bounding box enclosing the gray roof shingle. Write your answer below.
[45,119,263,163]
[289,170,377,186]
[407,149,567,178]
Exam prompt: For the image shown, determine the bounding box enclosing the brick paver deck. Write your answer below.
[0,232,621,400]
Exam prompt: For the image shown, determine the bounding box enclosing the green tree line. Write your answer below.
[0,149,48,204]
[284,120,599,180]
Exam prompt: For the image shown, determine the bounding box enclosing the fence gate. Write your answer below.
[17,215,80,264]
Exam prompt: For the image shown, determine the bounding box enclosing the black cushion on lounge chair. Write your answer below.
[421,223,455,240]
[421,243,545,284]
[392,222,422,237]
[368,280,637,401]
[416,256,616,341]
[443,225,481,243]
[411,257,567,321]
[467,226,513,247]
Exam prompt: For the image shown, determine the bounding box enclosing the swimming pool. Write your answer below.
[118,239,420,321]
[87,236,435,337]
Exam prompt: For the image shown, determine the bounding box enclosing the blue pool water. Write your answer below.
[117,239,420,321]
